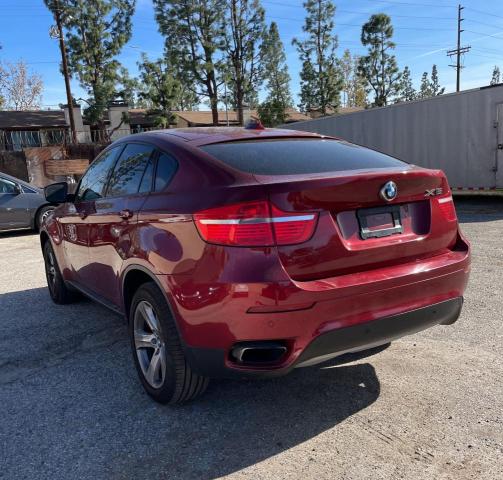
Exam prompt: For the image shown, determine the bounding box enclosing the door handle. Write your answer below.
[119,209,133,220]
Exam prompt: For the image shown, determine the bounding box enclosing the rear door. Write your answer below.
[0,176,31,229]
[86,142,156,305]
[59,145,123,282]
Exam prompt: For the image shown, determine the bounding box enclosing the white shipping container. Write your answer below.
[282,85,503,190]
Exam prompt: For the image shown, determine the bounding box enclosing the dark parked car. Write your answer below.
[0,172,55,232]
[40,127,470,404]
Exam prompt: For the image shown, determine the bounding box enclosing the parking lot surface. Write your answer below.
[0,197,502,480]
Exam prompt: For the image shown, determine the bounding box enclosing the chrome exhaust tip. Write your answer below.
[230,341,287,364]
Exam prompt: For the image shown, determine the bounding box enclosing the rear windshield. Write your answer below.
[200,138,406,175]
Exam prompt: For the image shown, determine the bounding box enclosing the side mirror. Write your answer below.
[13,184,22,195]
[44,182,69,204]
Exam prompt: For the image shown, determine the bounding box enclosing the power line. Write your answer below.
[263,14,457,31]
[465,19,503,31]
[262,0,454,18]
[465,30,503,42]
[342,0,457,7]
[470,53,503,61]
[465,7,503,22]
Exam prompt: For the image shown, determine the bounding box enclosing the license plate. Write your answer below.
[356,205,403,240]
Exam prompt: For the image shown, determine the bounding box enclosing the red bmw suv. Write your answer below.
[41,127,470,404]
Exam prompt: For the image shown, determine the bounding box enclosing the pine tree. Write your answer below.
[430,64,445,96]
[44,0,135,126]
[222,0,266,125]
[339,49,368,108]
[257,22,292,126]
[137,54,183,128]
[397,66,416,102]
[153,0,225,125]
[491,66,501,85]
[419,71,432,99]
[116,67,140,107]
[292,0,342,115]
[339,50,353,108]
[358,13,401,107]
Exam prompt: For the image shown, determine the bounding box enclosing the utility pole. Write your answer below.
[51,1,77,143]
[447,4,471,92]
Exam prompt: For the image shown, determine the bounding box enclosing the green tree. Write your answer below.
[44,0,135,126]
[419,71,431,99]
[153,0,225,125]
[257,22,292,126]
[137,54,183,128]
[339,49,368,108]
[116,66,140,107]
[491,66,501,85]
[339,49,353,107]
[430,64,444,96]
[223,0,266,125]
[292,0,342,115]
[418,65,444,100]
[397,65,416,102]
[358,13,401,107]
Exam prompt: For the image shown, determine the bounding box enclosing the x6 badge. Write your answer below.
[425,188,443,197]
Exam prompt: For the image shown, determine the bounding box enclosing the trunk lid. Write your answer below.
[260,167,457,281]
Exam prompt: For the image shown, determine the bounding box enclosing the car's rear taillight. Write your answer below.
[193,200,318,246]
[437,195,457,221]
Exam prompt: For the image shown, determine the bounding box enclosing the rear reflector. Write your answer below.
[194,200,318,246]
[437,196,457,221]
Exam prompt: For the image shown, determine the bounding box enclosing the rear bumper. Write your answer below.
[159,232,470,378]
[184,297,464,378]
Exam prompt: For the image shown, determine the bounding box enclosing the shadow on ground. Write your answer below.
[0,229,37,238]
[0,287,381,480]
[454,195,503,223]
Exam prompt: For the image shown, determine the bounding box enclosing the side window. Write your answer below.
[155,152,178,191]
[138,156,154,194]
[76,145,122,202]
[0,178,18,194]
[106,143,155,197]
[21,185,37,194]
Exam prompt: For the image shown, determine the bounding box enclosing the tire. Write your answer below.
[36,205,55,231]
[129,282,209,404]
[43,241,77,304]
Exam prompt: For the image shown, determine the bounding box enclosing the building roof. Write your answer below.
[174,110,243,126]
[307,106,365,118]
[338,106,365,115]
[0,110,67,129]
[128,109,156,126]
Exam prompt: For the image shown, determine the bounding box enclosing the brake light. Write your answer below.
[437,196,457,221]
[193,200,318,246]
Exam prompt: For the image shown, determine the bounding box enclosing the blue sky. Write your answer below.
[1,0,502,109]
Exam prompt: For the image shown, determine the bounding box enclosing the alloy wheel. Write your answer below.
[40,208,54,225]
[133,300,167,388]
[45,250,57,291]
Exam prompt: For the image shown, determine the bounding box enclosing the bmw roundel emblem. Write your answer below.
[380,181,398,202]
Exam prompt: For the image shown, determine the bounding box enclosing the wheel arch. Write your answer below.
[122,265,177,325]
[39,229,50,251]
